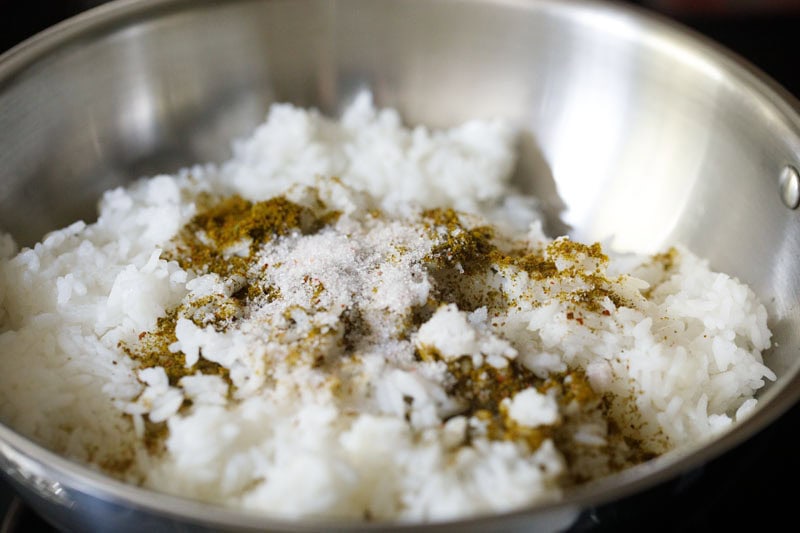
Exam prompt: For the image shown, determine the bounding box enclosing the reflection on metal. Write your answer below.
[779,165,800,209]
[0,445,72,508]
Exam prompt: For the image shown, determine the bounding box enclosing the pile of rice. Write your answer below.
[0,93,774,522]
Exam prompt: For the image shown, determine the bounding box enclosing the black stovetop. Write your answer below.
[2,1,800,532]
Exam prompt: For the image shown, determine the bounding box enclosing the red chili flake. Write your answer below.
[138,332,146,340]
[566,312,574,320]
[577,317,584,325]
[602,310,611,316]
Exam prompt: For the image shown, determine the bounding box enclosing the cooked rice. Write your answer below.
[0,92,774,521]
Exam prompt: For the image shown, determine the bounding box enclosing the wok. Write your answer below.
[1,0,800,531]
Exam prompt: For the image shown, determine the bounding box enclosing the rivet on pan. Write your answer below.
[779,165,800,209]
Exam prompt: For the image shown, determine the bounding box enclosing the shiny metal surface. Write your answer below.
[1,0,800,531]
[779,165,800,209]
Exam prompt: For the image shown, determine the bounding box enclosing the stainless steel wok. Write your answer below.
[1,0,800,531]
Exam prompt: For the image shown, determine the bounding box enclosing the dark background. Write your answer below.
[1,0,800,531]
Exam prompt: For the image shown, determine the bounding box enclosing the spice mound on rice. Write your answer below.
[0,93,774,521]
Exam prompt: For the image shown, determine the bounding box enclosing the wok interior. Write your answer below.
[1,0,800,521]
